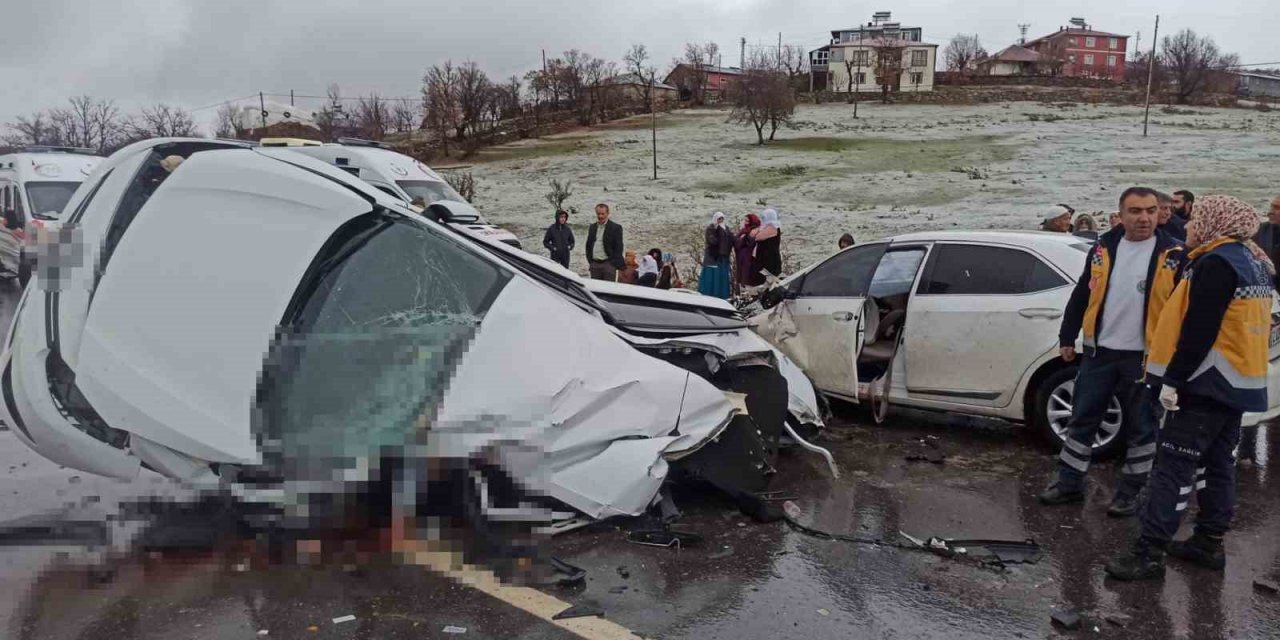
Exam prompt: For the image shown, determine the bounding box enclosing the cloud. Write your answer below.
[2,0,1274,131]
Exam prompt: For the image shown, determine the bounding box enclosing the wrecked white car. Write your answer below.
[0,138,824,540]
[751,231,1280,455]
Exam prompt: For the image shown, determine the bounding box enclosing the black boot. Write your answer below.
[1105,536,1167,581]
[1167,532,1226,570]
[1038,482,1085,505]
[1106,492,1141,518]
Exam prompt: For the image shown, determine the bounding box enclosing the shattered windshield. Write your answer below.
[25,181,81,218]
[258,214,511,472]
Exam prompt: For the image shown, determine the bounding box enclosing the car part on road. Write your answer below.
[625,529,704,549]
[553,602,605,621]
[782,419,840,479]
[1051,609,1082,630]
[1254,579,1280,595]
[898,533,1044,565]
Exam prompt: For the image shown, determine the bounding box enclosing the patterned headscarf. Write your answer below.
[1187,195,1274,274]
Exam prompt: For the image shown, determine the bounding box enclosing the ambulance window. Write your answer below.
[13,188,26,220]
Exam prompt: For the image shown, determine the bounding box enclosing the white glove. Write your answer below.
[1159,385,1179,412]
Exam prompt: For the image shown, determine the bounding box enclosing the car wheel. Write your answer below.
[1032,367,1125,458]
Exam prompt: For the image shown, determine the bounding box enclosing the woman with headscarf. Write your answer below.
[751,208,783,280]
[698,212,733,298]
[1107,195,1274,582]
[658,251,683,289]
[734,213,763,290]
[637,248,660,287]
[618,250,639,284]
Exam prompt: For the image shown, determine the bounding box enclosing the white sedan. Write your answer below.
[751,230,1280,454]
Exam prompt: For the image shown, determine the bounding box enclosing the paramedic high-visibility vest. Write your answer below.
[1081,237,1185,350]
[1146,238,1272,412]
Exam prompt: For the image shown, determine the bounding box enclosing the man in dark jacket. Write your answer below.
[1040,187,1186,517]
[1157,191,1186,241]
[1252,195,1280,289]
[585,203,624,281]
[542,210,575,269]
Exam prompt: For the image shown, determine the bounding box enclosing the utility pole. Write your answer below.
[259,91,267,131]
[650,70,658,180]
[1142,15,1159,137]
[290,89,294,106]
[777,32,783,68]
[740,37,746,69]
[1134,31,1142,62]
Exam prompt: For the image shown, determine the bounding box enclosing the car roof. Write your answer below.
[0,152,105,182]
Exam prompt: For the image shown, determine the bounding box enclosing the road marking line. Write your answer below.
[400,545,639,640]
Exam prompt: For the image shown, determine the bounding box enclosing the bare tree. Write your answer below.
[871,39,906,103]
[214,103,249,139]
[559,50,592,124]
[354,94,391,140]
[314,84,349,142]
[1162,29,1233,103]
[679,43,711,104]
[624,44,655,110]
[445,171,477,202]
[391,98,422,134]
[840,47,870,110]
[777,45,809,94]
[1036,41,1067,76]
[3,112,53,147]
[585,56,618,123]
[729,52,795,145]
[944,34,986,74]
[455,61,491,140]
[126,103,197,140]
[423,62,459,156]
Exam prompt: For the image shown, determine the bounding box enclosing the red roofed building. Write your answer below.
[1023,19,1128,81]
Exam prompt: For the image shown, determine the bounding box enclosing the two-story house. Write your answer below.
[810,12,938,94]
[1022,18,1128,81]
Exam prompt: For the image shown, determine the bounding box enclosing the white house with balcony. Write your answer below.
[810,12,938,94]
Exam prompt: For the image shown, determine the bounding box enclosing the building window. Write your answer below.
[910,72,924,85]
[1109,38,1118,49]
[1085,37,1096,47]
[910,50,927,67]
[1083,54,1094,65]
[1107,55,1117,67]
[852,50,870,66]
[855,72,867,84]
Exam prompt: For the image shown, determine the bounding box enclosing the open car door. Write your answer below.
[754,243,888,401]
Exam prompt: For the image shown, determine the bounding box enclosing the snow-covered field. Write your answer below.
[464,101,1280,272]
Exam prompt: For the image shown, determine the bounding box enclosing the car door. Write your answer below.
[904,242,1071,406]
[0,183,23,273]
[768,243,887,399]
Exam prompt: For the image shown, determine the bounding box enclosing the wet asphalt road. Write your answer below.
[3,277,1280,639]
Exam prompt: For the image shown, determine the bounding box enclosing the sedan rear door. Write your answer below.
[903,242,1072,407]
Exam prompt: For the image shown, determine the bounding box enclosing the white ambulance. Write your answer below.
[271,138,522,248]
[0,147,104,283]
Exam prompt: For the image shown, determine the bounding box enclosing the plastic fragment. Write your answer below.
[332,615,356,624]
[443,625,468,634]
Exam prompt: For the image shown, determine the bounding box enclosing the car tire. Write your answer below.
[1032,367,1126,459]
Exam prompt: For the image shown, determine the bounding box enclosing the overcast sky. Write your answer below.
[2,0,1276,132]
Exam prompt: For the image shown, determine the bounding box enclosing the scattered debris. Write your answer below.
[626,529,704,549]
[608,586,628,594]
[616,566,630,579]
[1051,609,1081,630]
[709,545,735,560]
[332,615,356,624]
[1254,579,1280,595]
[257,631,269,636]
[816,608,830,616]
[553,603,606,620]
[899,532,1043,565]
[306,625,319,632]
[1105,613,1131,628]
[904,439,946,464]
[443,625,468,634]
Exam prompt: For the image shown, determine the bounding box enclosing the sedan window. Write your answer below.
[919,244,1067,295]
[868,248,926,298]
[798,243,887,297]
